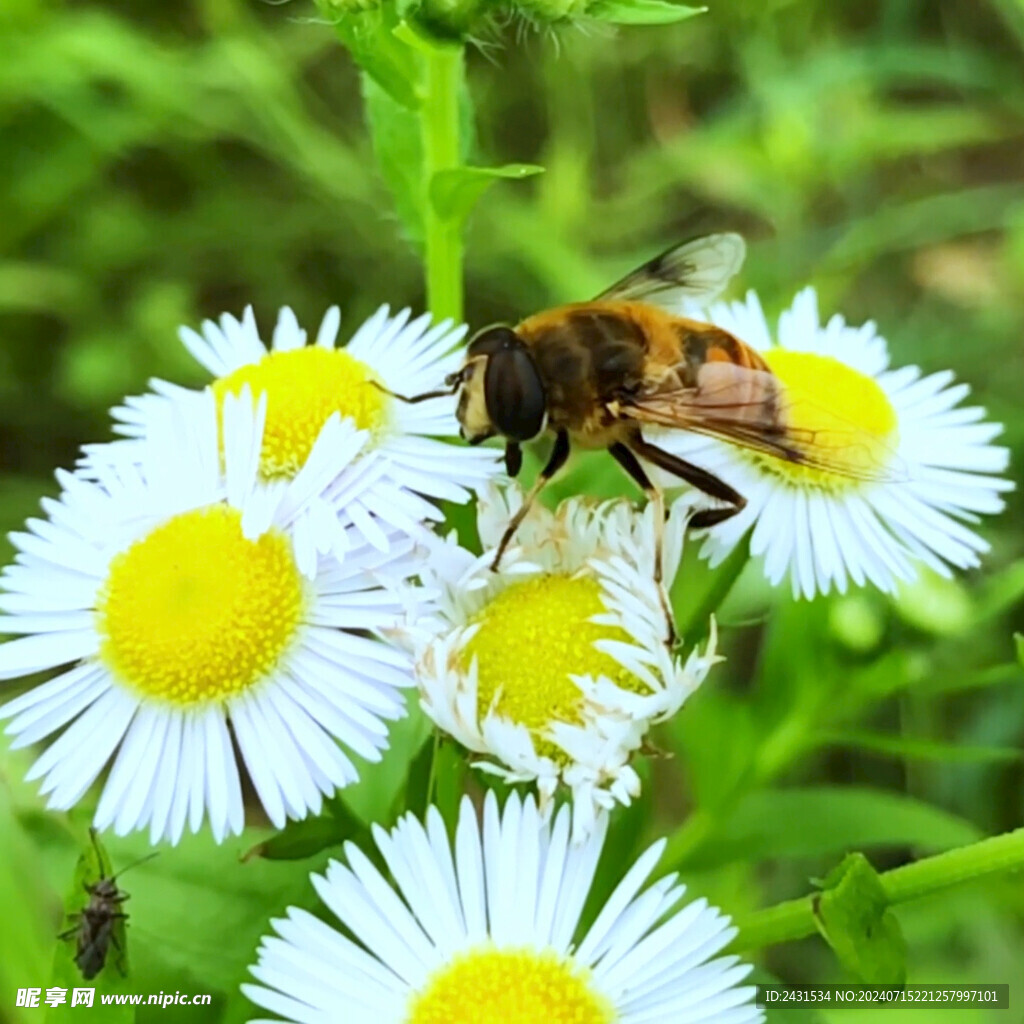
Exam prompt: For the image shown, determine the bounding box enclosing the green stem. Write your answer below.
[661,535,753,868]
[882,826,1024,901]
[660,808,715,869]
[425,729,442,806]
[733,826,1024,952]
[676,532,751,650]
[421,45,464,322]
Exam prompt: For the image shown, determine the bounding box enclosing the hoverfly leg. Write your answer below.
[649,486,676,648]
[627,434,746,524]
[491,430,570,572]
[689,505,743,529]
[504,442,523,478]
[607,442,676,648]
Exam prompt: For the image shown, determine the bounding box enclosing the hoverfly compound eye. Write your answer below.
[468,324,520,358]
[483,335,547,443]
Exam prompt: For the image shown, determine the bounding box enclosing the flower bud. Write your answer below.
[514,0,588,20]
[412,0,490,38]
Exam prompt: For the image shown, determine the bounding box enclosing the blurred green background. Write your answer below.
[1,0,1023,1021]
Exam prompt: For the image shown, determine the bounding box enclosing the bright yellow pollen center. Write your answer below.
[462,574,644,759]
[96,506,306,706]
[761,350,898,487]
[212,346,388,479]
[406,947,615,1024]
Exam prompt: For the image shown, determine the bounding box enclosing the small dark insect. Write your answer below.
[58,828,156,980]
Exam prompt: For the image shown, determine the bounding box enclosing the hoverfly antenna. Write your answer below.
[367,378,461,404]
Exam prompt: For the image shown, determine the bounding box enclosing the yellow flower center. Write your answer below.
[96,506,306,706]
[462,574,644,759]
[760,350,898,488]
[212,346,388,479]
[406,947,615,1024]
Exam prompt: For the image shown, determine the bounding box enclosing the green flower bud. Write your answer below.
[414,0,490,36]
[514,0,589,21]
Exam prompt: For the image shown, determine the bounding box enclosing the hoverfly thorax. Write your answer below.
[457,325,547,445]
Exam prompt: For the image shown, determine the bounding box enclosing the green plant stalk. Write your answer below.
[660,807,715,868]
[676,532,751,650]
[425,729,442,806]
[421,45,464,322]
[733,825,1024,952]
[659,534,754,867]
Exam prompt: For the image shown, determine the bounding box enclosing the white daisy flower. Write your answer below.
[405,483,719,840]
[0,392,428,845]
[662,287,1013,598]
[243,792,763,1024]
[86,304,499,558]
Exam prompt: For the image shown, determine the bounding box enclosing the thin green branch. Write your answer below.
[421,46,464,322]
[732,826,1024,953]
[676,532,751,650]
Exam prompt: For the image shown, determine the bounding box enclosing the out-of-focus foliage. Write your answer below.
[1,0,1023,1021]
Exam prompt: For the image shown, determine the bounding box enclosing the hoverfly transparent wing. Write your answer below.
[595,232,747,310]
[619,360,906,484]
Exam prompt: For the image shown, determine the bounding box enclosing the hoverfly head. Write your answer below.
[457,325,547,445]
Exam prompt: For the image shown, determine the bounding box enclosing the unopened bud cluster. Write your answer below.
[513,0,590,22]
[320,0,617,42]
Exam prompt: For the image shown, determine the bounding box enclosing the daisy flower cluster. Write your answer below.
[0,305,500,844]
[0,286,1009,1022]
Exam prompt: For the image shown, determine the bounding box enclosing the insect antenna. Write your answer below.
[87,827,158,881]
[368,370,464,405]
[110,851,159,882]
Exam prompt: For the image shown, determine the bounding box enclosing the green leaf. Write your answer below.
[683,787,982,869]
[430,164,544,228]
[338,696,434,825]
[1015,632,1024,669]
[403,731,438,820]
[587,0,705,25]
[362,73,426,244]
[431,738,469,826]
[819,729,1023,765]
[329,8,422,110]
[241,803,368,862]
[0,775,53,1023]
[813,853,907,984]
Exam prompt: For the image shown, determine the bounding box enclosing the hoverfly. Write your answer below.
[387,233,891,636]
